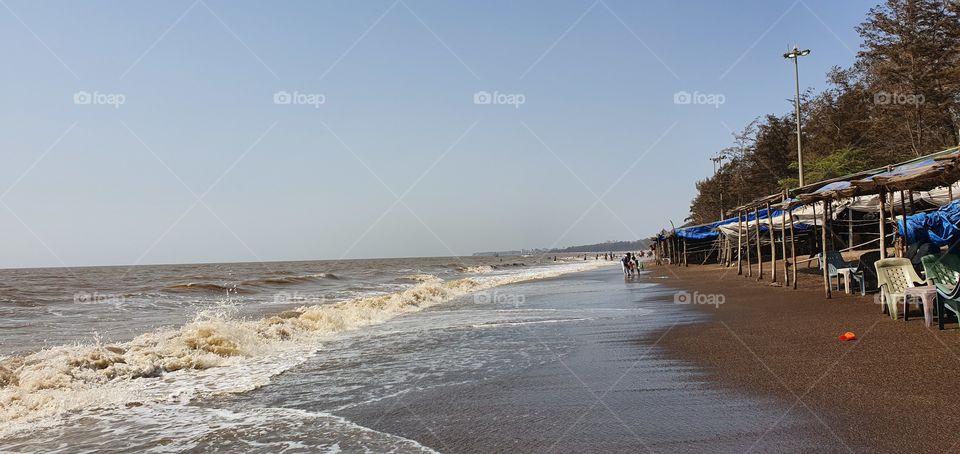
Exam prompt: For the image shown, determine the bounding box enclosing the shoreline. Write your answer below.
[648,263,960,452]
[337,268,833,453]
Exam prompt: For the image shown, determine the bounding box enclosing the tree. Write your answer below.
[684,0,960,225]
[857,0,960,158]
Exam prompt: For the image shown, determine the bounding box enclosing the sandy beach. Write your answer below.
[651,262,960,452]
[338,268,840,453]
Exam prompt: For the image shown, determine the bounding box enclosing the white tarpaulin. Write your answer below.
[715,181,960,241]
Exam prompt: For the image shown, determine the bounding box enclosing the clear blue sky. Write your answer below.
[0,0,874,268]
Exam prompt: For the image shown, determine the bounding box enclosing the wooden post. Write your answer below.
[900,190,910,248]
[718,236,725,266]
[781,200,789,286]
[737,210,744,275]
[890,191,899,257]
[789,208,798,290]
[745,209,753,277]
[669,237,674,265]
[655,237,659,265]
[683,238,688,267]
[878,189,887,259]
[767,201,777,284]
[847,204,854,250]
[821,200,832,299]
[672,236,677,265]
[754,207,763,280]
[721,237,727,266]
[811,202,818,265]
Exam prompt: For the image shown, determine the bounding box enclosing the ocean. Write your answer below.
[0,255,611,448]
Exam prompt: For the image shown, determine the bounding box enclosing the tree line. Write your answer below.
[687,0,960,225]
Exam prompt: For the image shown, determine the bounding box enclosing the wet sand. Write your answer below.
[651,262,960,452]
[340,269,839,453]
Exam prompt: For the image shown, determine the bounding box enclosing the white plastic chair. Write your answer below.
[875,258,925,320]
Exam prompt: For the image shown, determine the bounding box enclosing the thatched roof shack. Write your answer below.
[667,146,960,298]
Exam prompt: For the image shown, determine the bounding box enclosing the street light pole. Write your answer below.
[710,152,727,221]
[784,46,810,188]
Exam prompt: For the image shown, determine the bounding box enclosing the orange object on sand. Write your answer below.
[838,331,857,341]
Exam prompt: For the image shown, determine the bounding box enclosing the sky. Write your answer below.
[0,0,875,268]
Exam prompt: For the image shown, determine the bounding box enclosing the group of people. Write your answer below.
[621,252,643,277]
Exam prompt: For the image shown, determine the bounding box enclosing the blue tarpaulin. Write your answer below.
[676,208,775,240]
[813,181,852,193]
[898,199,960,246]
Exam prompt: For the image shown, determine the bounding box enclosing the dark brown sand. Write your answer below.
[651,261,960,452]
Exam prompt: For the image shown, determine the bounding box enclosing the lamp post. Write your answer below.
[783,46,810,187]
[710,152,727,221]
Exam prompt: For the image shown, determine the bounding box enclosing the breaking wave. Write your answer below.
[0,261,611,435]
[457,265,495,274]
[248,273,341,286]
[162,283,253,295]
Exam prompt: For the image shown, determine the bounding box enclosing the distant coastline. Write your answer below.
[473,239,651,256]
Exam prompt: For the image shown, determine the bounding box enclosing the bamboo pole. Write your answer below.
[811,202,818,265]
[669,237,674,265]
[789,208,798,290]
[878,189,887,259]
[737,210,744,275]
[672,236,677,265]
[767,201,777,284]
[900,190,910,249]
[890,191,899,257]
[655,237,659,265]
[781,199,789,286]
[745,210,752,277]
[754,207,763,280]
[683,238,688,267]
[848,204,854,249]
[821,200,832,299]
[665,238,669,264]
[721,237,727,266]
[664,238,669,265]
[718,236,725,266]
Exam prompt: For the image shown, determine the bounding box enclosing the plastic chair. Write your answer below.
[875,258,925,320]
[907,242,933,274]
[920,254,960,329]
[819,251,858,291]
[853,251,882,294]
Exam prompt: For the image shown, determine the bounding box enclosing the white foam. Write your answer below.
[0,260,614,436]
[0,404,439,453]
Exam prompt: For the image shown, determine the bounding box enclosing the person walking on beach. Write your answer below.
[622,253,633,277]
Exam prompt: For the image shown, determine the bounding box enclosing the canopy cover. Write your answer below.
[676,209,774,240]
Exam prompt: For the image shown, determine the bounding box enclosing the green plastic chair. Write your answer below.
[919,254,960,329]
[875,258,925,320]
